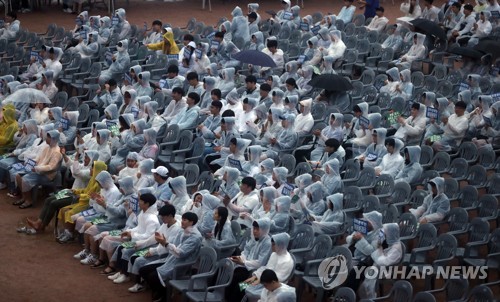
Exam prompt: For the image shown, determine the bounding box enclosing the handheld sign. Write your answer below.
[283,12,293,21]
[300,22,309,31]
[429,134,442,143]
[12,162,25,171]
[353,218,369,235]
[80,29,87,40]
[92,217,107,225]
[159,79,169,89]
[297,55,307,64]
[210,40,220,50]
[311,25,321,35]
[81,208,98,217]
[121,241,136,248]
[183,48,192,59]
[366,152,378,162]
[105,50,113,65]
[107,121,120,136]
[359,116,370,128]
[387,111,400,125]
[426,107,439,119]
[131,106,140,119]
[109,230,122,236]
[228,157,243,171]
[167,54,179,61]
[206,31,216,40]
[459,82,469,92]
[129,196,139,215]
[112,16,119,26]
[60,118,69,130]
[195,49,203,60]
[491,92,500,102]
[124,72,132,84]
[24,158,36,172]
[281,183,294,196]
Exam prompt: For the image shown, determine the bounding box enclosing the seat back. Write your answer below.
[413,292,436,302]
[466,285,494,301]
[416,223,437,249]
[381,204,399,224]
[468,217,490,243]
[183,164,199,185]
[435,233,457,260]
[341,159,360,181]
[458,141,478,162]
[198,246,217,274]
[446,207,468,232]
[432,152,450,172]
[467,165,487,186]
[197,171,213,192]
[391,181,411,204]
[343,186,362,210]
[389,280,413,302]
[279,154,296,174]
[420,145,434,166]
[212,259,235,295]
[477,147,496,168]
[356,166,376,187]
[398,213,417,239]
[477,194,498,219]
[332,287,356,302]
[373,174,394,196]
[444,178,459,199]
[361,195,380,213]
[409,189,428,209]
[289,224,314,250]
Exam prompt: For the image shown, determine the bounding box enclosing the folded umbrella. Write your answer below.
[232,50,277,68]
[307,74,353,92]
[448,45,484,60]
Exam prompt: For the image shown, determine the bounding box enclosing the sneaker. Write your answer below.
[113,274,130,284]
[80,254,96,265]
[0,183,7,190]
[74,249,89,260]
[58,231,74,243]
[128,283,145,293]
[108,272,122,280]
[22,8,31,13]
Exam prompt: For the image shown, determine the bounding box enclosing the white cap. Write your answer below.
[151,166,169,177]
[188,41,197,48]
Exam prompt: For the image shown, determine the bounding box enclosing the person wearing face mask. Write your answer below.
[395,146,423,185]
[99,39,131,85]
[410,177,450,223]
[358,223,402,299]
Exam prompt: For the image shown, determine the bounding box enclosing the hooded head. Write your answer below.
[261,186,278,205]
[105,104,119,120]
[273,167,288,185]
[404,146,421,165]
[127,151,139,161]
[117,39,129,52]
[458,90,472,105]
[414,33,426,45]
[400,69,411,83]
[307,36,319,48]
[323,158,340,177]
[327,193,344,212]
[118,176,135,196]
[23,119,39,136]
[383,223,400,246]
[248,145,262,165]
[95,170,115,190]
[138,71,151,86]
[305,182,327,203]
[260,158,275,174]
[2,106,16,124]
[299,98,312,115]
[49,107,63,122]
[386,67,400,82]
[275,196,291,213]
[428,177,445,196]
[46,130,60,148]
[84,150,99,165]
[224,166,240,185]
[234,138,252,157]
[97,129,110,145]
[120,113,135,129]
[100,16,111,28]
[368,113,382,129]
[131,119,147,135]
[138,96,152,110]
[143,128,157,145]
[372,128,387,146]
[330,30,342,42]
[363,210,383,231]
[78,11,89,22]
[139,158,154,175]
[64,111,79,127]
[223,68,236,82]
[43,70,54,85]
[295,173,312,192]
[201,193,221,211]
[144,101,158,117]
[130,65,142,76]
[252,31,264,45]
[231,6,244,17]
[170,176,188,197]
[318,27,331,41]
[115,8,126,21]
[271,233,290,255]
[285,61,299,74]
[253,217,271,239]
[281,113,296,129]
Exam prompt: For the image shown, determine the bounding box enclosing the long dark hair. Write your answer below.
[213,207,229,241]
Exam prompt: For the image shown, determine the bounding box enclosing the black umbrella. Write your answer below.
[474,38,500,59]
[448,45,484,59]
[307,74,353,92]
[232,50,277,68]
[410,18,447,42]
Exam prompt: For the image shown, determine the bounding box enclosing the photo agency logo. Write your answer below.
[318,255,349,290]
[352,265,488,281]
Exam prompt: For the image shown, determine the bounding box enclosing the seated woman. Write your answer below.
[321,159,343,195]
[310,193,345,235]
[269,196,291,234]
[196,193,220,239]
[168,176,190,215]
[72,170,122,239]
[56,160,108,243]
[14,130,63,209]
[0,105,19,154]
[24,150,99,234]
[137,128,159,161]
[242,145,262,178]
[58,110,79,145]
[244,233,294,299]
[271,167,291,197]
[355,128,387,169]
[255,108,284,148]
[133,158,155,190]
[109,118,146,174]
[0,119,38,190]
[74,176,135,267]
[290,174,313,221]
[262,113,298,161]
[216,167,241,202]
[300,182,327,219]
[203,206,236,251]
[112,152,139,182]
[359,223,402,299]
[226,218,273,302]
[109,114,134,153]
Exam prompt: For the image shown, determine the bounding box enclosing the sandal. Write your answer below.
[91,260,106,269]
[12,199,24,206]
[100,267,116,275]
[19,202,33,209]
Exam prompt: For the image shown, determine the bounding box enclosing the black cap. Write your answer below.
[248,12,258,19]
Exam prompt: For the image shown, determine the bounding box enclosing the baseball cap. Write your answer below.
[151,166,169,177]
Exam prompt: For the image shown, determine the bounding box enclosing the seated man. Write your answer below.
[169,92,200,131]
[366,7,389,31]
[410,177,450,223]
[421,0,441,22]
[449,4,476,44]
[223,176,260,227]
[337,0,357,23]
[0,12,20,40]
[432,100,469,152]
[259,269,297,302]
[393,33,427,70]
[375,138,404,178]
[393,102,427,144]
[395,146,423,185]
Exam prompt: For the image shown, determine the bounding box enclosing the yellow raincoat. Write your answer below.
[58,161,108,223]
[146,32,179,55]
[0,105,19,152]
